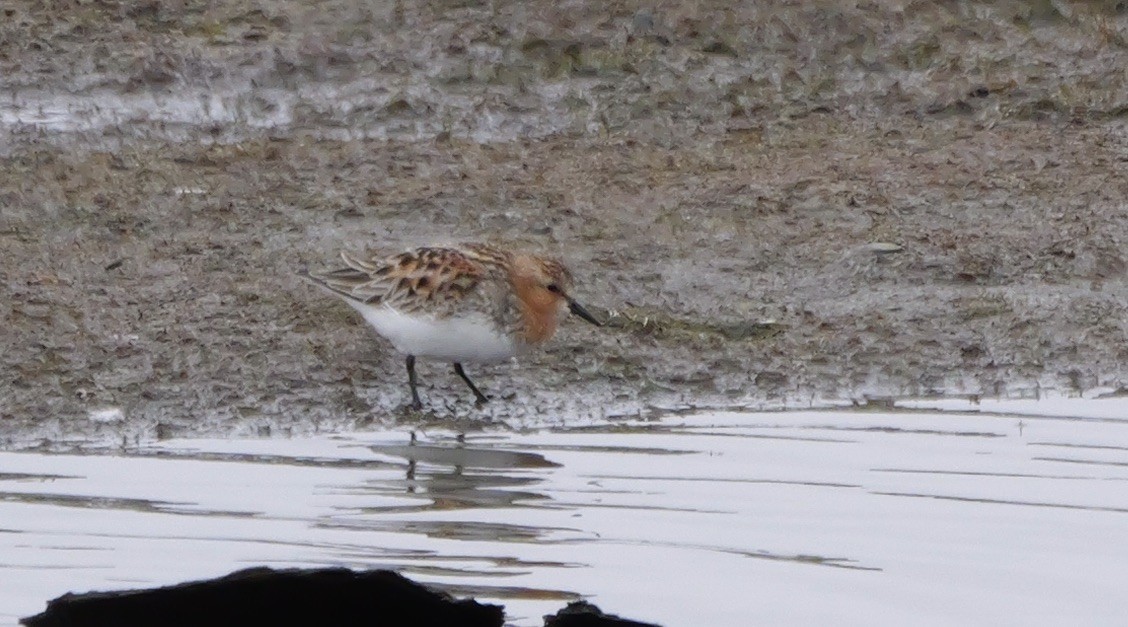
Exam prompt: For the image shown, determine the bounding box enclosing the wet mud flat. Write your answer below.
[2,1,1128,442]
[2,402,1128,626]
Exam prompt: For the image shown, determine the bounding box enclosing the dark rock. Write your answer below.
[544,600,661,627]
[21,567,504,627]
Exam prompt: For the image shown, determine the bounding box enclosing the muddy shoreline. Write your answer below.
[2,1,1127,447]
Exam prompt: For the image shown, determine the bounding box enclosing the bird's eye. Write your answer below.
[546,283,561,294]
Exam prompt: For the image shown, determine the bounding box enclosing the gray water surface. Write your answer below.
[3,399,1127,626]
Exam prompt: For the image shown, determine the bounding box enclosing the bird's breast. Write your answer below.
[350,302,516,363]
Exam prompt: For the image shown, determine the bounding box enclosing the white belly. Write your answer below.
[348,302,516,363]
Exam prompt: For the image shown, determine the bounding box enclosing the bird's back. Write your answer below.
[304,246,496,311]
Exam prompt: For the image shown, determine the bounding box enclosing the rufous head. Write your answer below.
[510,254,602,344]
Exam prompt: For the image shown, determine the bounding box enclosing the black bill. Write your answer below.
[568,298,603,327]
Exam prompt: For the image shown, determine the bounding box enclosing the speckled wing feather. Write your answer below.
[304,246,505,318]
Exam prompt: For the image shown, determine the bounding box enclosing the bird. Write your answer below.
[300,242,602,410]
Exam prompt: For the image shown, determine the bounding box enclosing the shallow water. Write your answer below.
[3,399,1128,626]
[0,78,576,151]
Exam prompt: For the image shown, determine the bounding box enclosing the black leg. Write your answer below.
[405,355,422,410]
[453,363,489,405]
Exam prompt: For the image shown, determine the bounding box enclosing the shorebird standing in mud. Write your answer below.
[300,243,602,410]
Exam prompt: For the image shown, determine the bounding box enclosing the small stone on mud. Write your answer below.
[88,407,125,423]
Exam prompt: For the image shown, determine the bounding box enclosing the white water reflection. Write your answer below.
[3,401,1128,626]
[0,79,577,150]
